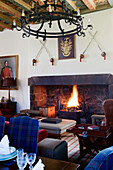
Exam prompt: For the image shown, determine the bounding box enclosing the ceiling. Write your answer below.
[0,0,112,32]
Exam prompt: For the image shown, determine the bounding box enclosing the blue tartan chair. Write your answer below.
[85,146,113,170]
[0,116,5,141]
[8,116,39,153]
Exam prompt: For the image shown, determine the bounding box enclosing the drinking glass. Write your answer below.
[17,155,27,170]
[26,153,36,170]
[17,148,24,158]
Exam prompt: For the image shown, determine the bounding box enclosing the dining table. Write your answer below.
[0,156,80,170]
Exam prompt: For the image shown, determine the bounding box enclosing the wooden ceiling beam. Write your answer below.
[65,0,79,11]
[8,0,31,11]
[34,0,44,5]
[0,21,12,30]
[81,4,111,14]
[0,1,21,18]
[81,0,96,11]
[0,12,13,24]
[0,27,4,31]
[0,12,21,27]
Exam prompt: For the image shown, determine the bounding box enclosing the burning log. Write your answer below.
[67,106,80,112]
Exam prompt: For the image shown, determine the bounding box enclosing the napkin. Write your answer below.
[33,159,45,170]
[0,135,10,155]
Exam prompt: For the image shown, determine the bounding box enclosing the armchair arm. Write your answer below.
[38,129,48,142]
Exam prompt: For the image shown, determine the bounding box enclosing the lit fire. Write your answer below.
[67,85,79,108]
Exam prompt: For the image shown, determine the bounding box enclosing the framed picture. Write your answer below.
[0,55,18,90]
[58,35,76,60]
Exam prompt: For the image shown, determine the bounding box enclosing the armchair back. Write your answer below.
[0,116,5,140]
[8,116,39,153]
[85,146,113,170]
[103,99,113,129]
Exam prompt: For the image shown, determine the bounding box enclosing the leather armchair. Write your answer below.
[102,99,113,128]
[99,99,113,148]
[88,99,113,151]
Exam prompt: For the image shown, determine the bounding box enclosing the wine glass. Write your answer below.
[26,153,36,170]
[17,148,24,158]
[17,155,27,170]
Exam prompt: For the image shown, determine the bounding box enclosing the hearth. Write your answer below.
[28,74,113,123]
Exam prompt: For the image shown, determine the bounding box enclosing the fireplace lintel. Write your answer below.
[28,74,113,86]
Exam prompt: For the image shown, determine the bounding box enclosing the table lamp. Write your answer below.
[3,77,16,102]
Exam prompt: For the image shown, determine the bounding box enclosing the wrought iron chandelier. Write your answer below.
[13,0,93,41]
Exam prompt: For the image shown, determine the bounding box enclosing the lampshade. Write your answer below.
[3,78,16,87]
[3,78,16,102]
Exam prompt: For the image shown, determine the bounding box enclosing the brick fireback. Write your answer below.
[30,85,108,114]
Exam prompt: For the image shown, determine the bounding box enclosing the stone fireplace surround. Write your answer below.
[28,74,113,122]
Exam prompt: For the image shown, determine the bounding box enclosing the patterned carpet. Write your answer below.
[61,132,94,169]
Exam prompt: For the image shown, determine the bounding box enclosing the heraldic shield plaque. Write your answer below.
[58,35,76,60]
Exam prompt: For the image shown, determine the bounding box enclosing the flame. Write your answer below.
[67,85,79,108]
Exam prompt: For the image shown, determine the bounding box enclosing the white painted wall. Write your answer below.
[0,8,113,112]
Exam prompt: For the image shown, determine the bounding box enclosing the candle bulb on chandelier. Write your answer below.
[32,2,35,8]
[55,0,57,4]
[13,19,16,26]
[88,18,91,24]
[49,5,52,12]
[88,18,93,29]
[22,9,25,16]
[77,9,80,16]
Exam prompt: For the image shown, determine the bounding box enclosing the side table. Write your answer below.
[67,124,112,161]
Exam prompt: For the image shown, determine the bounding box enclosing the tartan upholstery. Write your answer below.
[8,116,39,153]
[85,146,113,170]
[0,116,5,140]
